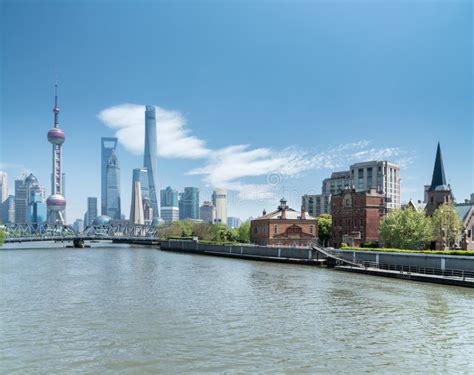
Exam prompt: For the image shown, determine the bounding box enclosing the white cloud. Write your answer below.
[98,103,210,158]
[188,142,410,201]
[98,103,412,202]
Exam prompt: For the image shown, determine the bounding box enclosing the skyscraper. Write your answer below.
[143,106,159,219]
[160,186,178,207]
[101,137,118,215]
[0,172,8,204]
[1,195,15,224]
[84,197,98,226]
[13,173,46,224]
[133,168,150,201]
[14,176,27,223]
[105,149,121,219]
[160,186,179,222]
[212,188,227,225]
[46,82,67,224]
[179,187,199,220]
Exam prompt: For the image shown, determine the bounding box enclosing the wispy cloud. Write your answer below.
[98,103,210,158]
[98,103,413,201]
[188,142,411,200]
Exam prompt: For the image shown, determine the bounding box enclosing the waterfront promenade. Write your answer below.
[161,240,474,288]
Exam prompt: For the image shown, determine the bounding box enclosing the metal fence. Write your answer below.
[359,261,474,280]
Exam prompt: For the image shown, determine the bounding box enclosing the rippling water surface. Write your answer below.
[1,244,473,374]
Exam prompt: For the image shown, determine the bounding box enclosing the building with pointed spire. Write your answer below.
[46,82,67,224]
[425,142,453,216]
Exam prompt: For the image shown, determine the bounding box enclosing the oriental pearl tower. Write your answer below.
[46,82,66,224]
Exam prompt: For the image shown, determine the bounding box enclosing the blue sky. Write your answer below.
[1,0,472,222]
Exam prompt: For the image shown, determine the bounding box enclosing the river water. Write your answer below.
[1,244,473,374]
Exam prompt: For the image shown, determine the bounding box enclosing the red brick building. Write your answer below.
[250,198,318,247]
[331,188,385,248]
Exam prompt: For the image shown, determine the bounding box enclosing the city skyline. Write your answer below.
[1,1,472,222]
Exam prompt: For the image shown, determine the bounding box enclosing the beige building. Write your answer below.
[212,188,227,225]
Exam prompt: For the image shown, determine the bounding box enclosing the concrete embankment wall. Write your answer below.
[160,240,325,264]
[336,249,474,272]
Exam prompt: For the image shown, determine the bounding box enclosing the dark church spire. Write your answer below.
[429,142,447,191]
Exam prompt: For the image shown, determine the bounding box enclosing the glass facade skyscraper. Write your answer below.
[179,187,199,220]
[143,106,159,219]
[84,197,98,226]
[160,186,178,208]
[101,137,118,216]
[133,168,150,202]
[105,150,121,219]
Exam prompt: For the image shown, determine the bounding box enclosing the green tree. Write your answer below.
[212,224,228,242]
[237,221,251,243]
[431,204,462,249]
[191,222,214,241]
[0,227,4,248]
[380,208,432,249]
[317,214,332,247]
[157,220,193,239]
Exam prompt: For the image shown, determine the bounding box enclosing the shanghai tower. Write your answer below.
[143,105,159,219]
[46,82,66,224]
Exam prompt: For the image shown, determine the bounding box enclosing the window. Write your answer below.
[274,224,278,234]
[310,225,314,234]
[431,196,434,203]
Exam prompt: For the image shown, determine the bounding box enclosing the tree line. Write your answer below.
[157,220,251,243]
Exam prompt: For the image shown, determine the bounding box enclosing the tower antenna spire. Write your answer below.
[53,77,60,128]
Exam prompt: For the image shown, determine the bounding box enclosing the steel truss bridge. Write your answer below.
[2,223,158,247]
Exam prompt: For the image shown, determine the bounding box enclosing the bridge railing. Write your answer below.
[2,222,158,241]
[2,223,76,239]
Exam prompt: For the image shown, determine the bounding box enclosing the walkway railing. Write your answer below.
[358,261,474,280]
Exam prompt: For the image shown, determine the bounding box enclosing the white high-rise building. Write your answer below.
[349,161,401,210]
[212,188,227,225]
[0,172,8,203]
[160,207,179,222]
[130,181,145,225]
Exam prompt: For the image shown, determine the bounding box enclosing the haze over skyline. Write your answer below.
[1,0,472,222]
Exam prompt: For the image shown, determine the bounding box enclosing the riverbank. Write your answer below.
[161,240,474,287]
[160,240,326,266]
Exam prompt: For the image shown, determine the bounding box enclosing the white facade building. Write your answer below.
[160,206,179,222]
[350,161,401,210]
[212,188,227,225]
[0,172,8,203]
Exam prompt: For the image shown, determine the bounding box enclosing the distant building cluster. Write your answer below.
[0,91,240,231]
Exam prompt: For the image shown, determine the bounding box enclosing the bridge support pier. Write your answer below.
[73,239,85,248]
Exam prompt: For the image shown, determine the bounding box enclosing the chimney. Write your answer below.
[301,206,305,219]
[262,209,267,216]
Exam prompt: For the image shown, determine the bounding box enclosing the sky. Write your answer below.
[1,0,473,223]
